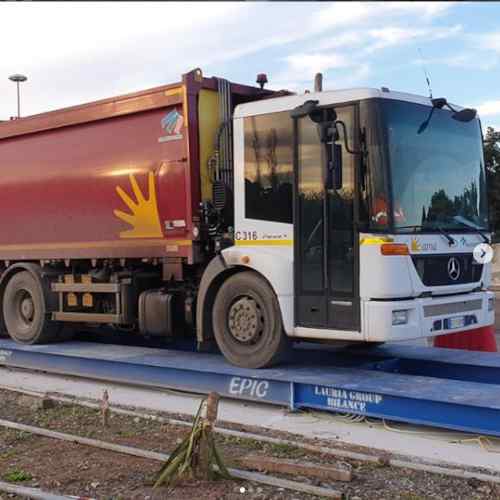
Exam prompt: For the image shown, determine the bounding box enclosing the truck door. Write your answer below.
[294,105,360,331]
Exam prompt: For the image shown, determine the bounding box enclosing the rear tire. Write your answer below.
[3,271,61,344]
[212,271,290,368]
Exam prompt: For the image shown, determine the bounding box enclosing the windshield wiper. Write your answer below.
[452,217,489,243]
[396,224,423,233]
[417,107,436,135]
[396,223,456,245]
[436,225,456,246]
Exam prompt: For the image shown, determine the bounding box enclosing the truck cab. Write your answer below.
[212,87,494,365]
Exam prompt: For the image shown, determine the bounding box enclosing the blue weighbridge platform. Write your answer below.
[1,338,500,437]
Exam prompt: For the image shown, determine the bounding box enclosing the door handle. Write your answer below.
[330,300,352,306]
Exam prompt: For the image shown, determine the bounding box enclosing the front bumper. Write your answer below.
[363,291,495,342]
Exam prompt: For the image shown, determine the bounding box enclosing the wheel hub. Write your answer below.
[228,297,263,343]
[20,296,34,322]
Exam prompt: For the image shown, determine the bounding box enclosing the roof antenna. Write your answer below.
[418,48,433,99]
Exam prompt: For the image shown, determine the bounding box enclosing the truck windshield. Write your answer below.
[382,100,488,233]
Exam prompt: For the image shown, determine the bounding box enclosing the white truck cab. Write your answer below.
[215,87,494,362]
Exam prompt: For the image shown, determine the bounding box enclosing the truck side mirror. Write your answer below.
[290,100,319,119]
[452,108,477,122]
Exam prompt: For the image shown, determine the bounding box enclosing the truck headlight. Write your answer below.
[488,297,495,312]
[392,310,409,326]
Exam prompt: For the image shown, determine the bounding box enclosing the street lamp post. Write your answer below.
[8,74,28,119]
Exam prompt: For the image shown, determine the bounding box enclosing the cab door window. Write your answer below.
[244,112,293,223]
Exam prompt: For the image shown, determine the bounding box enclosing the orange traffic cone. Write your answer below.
[434,325,497,352]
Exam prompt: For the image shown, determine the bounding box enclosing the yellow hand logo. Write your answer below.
[411,238,422,252]
[114,172,163,239]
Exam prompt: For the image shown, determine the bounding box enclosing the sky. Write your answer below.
[1,1,500,130]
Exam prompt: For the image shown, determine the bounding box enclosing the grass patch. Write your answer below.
[219,434,306,458]
[1,429,33,445]
[116,429,138,438]
[4,469,33,482]
[265,441,305,458]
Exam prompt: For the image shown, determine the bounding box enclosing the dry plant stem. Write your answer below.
[154,395,232,488]
[206,391,220,425]
[100,389,110,428]
[200,391,220,480]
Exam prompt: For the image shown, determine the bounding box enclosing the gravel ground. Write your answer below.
[0,390,499,499]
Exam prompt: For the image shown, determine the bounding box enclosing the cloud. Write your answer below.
[365,25,462,53]
[0,2,255,116]
[478,32,500,53]
[274,2,457,91]
[314,1,452,33]
[285,53,351,76]
[412,53,497,71]
[274,46,374,92]
[0,1,458,119]
[478,100,500,117]
[0,2,380,116]
[0,3,247,70]
[277,9,463,90]
[272,53,370,93]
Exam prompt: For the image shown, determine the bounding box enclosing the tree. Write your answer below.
[484,126,500,236]
[427,189,454,222]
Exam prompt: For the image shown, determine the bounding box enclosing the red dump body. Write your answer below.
[0,71,267,263]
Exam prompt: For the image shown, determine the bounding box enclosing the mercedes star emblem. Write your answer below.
[447,256,461,281]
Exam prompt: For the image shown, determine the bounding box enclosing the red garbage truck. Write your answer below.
[0,68,494,367]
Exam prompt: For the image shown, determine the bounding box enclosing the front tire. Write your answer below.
[212,271,290,368]
[3,271,60,344]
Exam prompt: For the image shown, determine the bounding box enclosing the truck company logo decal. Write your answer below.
[459,236,477,248]
[234,231,293,246]
[234,239,293,247]
[410,238,437,252]
[158,109,184,143]
[314,385,383,413]
[410,238,422,252]
[229,377,270,399]
[114,172,163,239]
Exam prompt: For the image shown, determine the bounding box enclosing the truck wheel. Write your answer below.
[212,272,290,368]
[3,271,60,344]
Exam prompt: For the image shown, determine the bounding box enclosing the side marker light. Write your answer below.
[381,243,409,256]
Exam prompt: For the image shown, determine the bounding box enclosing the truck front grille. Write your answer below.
[423,299,482,317]
[411,253,483,286]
